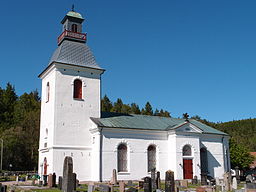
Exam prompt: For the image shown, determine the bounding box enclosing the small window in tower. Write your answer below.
[72,24,78,32]
[73,79,82,99]
[46,82,50,102]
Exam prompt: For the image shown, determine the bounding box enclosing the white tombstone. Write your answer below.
[232,177,237,190]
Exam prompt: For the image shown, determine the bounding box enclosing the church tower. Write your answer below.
[38,8,104,180]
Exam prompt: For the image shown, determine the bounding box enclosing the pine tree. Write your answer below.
[111,98,123,113]
[142,102,153,115]
[130,103,140,114]
[101,95,113,112]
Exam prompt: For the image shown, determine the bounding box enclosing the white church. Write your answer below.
[38,9,230,182]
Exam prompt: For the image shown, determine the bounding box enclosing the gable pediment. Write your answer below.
[173,122,203,134]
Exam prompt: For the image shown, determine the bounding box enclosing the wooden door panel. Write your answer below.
[183,159,193,179]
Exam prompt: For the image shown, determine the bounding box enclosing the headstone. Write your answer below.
[235,166,240,184]
[156,171,161,189]
[62,156,74,192]
[232,177,237,190]
[88,185,94,192]
[165,170,175,192]
[58,176,63,190]
[111,169,117,185]
[72,173,77,191]
[25,175,28,181]
[246,175,253,183]
[192,175,198,185]
[223,172,231,192]
[119,181,125,192]
[144,177,152,192]
[52,173,57,187]
[48,174,53,187]
[139,181,144,189]
[43,175,48,186]
[201,172,207,185]
[16,176,19,182]
[126,187,138,192]
[180,180,188,188]
[151,168,157,191]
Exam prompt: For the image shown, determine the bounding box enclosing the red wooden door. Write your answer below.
[183,159,193,179]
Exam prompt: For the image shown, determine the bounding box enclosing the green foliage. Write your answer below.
[229,139,254,169]
[141,102,153,115]
[0,83,40,170]
[101,95,112,112]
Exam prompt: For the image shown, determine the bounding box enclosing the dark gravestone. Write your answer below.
[165,170,175,192]
[139,181,144,189]
[235,166,240,184]
[72,173,77,191]
[200,172,207,185]
[58,176,63,190]
[62,156,74,192]
[156,171,161,189]
[151,168,156,191]
[52,173,57,187]
[43,175,48,186]
[192,175,198,185]
[144,177,152,192]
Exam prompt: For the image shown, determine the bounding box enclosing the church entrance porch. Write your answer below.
[183,159,193,179]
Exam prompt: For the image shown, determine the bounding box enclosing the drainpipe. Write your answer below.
[99,127,103,182]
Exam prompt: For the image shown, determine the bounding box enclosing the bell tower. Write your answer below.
[38,8,105,181]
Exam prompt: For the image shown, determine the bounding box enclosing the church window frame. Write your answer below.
[71,24,78,33]
[73,79,83,100]
[147,145,156,172]
[46,82,50,102]
[117,143,128,172]
[182,145,192,156]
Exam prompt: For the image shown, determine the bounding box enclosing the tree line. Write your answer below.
[0,83,255,170]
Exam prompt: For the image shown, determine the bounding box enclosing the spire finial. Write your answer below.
[71,4,75,11]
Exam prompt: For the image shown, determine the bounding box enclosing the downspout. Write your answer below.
[99,127,103,182]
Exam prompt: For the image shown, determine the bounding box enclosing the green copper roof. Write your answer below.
[91,112,228,136]
[66,11,84,19]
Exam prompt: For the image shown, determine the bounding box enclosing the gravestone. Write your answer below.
[58,176,63,190]
[180,180,188,188]
[201,172,207,185]
[165,170,175,192]
[88,185,94,192]
[43,175,48,186]
[192,175,198,185]
[139,181,144,189]
[111,169,117,185]
[151,168,157,191]
[223,172,231,192]
[62,156,74,192]
[72,173,77,191]
[52,173,57,187]
[235,166,240,184]
[119,181,125,192]
[156,171,161,189]
[48,174,53,187]
[144,177,152,192]
[232,177,237,190]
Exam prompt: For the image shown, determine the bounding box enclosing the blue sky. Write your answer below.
[1,0,256,122]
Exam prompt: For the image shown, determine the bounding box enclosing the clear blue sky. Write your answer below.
[1,0,256,122]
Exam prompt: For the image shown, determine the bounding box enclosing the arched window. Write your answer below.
[183,145,192,156]
[117,143,127,172]
[46,82,50,102]
[147,145,156,172]
[73,79,82,99]
[71,24,78,32]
